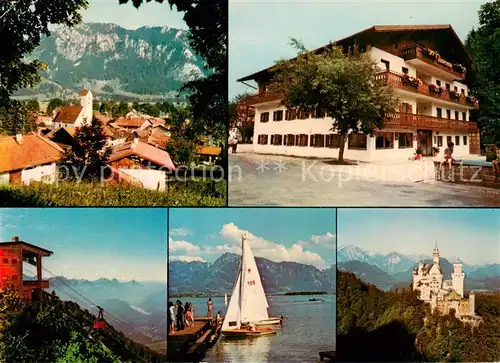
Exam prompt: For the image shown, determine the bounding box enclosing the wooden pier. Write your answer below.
[167,317,215,362]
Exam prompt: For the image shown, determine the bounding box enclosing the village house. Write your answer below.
[52,89,93,129]
[238,25,480,162]
[0,133,63,185]
[107,139,176,191]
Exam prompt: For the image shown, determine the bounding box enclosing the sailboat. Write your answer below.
[221,234,280,337]
[224,293,228,306]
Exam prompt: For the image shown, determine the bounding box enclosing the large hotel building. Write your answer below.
[238,25,480,162]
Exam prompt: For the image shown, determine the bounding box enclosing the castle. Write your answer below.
[412,244,482,324]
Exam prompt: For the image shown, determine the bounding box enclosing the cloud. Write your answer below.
[299,232,336,248]
[169,228,191,237]
[218,223,327,269]
[169,255,206,262]
[168,237,200,253]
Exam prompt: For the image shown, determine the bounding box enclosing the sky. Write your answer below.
[229,0,486,99]
[0,208,167,282]
[338,208,500,265]
[82,0,188,29]
[169,208,336,269]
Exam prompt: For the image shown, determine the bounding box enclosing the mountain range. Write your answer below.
[338,245,500,291]
[14,22,206,100]
[168,252,336,295]
[45,277,167,341]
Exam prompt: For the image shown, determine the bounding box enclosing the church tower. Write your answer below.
[432,242,440,265]
[452,258,465,297]
[80,89,93,125]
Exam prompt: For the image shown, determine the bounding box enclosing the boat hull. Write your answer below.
[243,317,283,326]
[221,328,276,338]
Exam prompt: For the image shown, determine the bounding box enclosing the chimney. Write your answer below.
[15,134,23,145]
[12,236,19,242]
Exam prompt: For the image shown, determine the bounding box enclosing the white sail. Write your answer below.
[221,271,241,331]
[224,293,228,305]
[240,238,270,324]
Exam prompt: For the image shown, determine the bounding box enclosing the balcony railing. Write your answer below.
[244,92,282,106]
[375,71,477,108]
[385,112,478,133]
[401,45,466,79]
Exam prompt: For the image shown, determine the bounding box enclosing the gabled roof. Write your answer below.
[81,89,90,96]
[238,24,472,83]
[0,133,64,173]
[0,240,53,256]
[115,115,146,128]
[53,105,83,124]
[109,141,176,171]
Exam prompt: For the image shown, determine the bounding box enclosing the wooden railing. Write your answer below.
[401,45,466,79]
[385,112,478,132]
[375,71,476,108]
[244,92,282,106]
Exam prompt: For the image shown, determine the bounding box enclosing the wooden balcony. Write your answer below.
[385,112,478,133]
[244,92,282,106]
[401,45,466,80]
[375,71,476,108]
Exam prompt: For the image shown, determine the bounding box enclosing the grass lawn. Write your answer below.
[0,180,226,206]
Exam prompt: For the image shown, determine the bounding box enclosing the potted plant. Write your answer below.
[414,146,423,160]
[402,74,420,88]
[449,90,461,99]
[429,84,442,94]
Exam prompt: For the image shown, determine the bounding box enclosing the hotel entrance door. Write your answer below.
[417,130,433,156]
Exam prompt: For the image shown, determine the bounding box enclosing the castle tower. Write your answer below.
[469,291,475,316]
[432,242,440,265]
[452,258,465,297]
[80,89,93,125]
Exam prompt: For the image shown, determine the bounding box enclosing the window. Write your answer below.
[461,89,465,95]
[260,112,269,123]
[285,109,297,121]
[455,136,460,146]
[258,135,268,145]
[462,112,467,121]
[299,110,310,119]
[447,136,452,144]
[455,111,459,120]
[375,132,394,149]
[402,67,409,75]
[398,133,413,148]
[11,259,17,264]
[285,134,295,146]
[296,134,308,147]
[436,80,442,86]
[436,108,442,118]
[445,83,451,91]
[437,136,443,147]
[315,107,325,119]
[381,59,390,70]
[348,133,367,150]
[446,110,451,119]
[311,134,325,148]
[463,136,467,145]
[326,134,341,148]
[454,86,458,92]
[271,134,283,145]
[273,110,283,121]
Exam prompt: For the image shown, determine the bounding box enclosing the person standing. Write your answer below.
[207,298,213,318]
[176,300,185,331]
[168,301,176,334]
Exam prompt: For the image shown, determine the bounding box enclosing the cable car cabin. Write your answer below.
[93,306,107,329]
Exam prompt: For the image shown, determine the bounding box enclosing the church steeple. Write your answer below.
[432,241,440,264]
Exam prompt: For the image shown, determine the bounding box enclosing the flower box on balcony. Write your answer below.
[449,90,461,99]
[429,84,442,94]
[402,74,419,88]
[453,63,466,74]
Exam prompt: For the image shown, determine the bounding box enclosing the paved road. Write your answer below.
[228,154,500,207]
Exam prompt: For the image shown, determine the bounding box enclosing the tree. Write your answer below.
[229,93,255,143]
[63,117,112,181]
[0,0,88,108]
[268,40,399,163]
[26,99,40,112]
[119,0,227,140]
[165,106,197,168]
[465,0,500,144]
[47,98,68,116]
[0,100,38,135]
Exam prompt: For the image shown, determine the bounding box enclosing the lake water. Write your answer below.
[175,294,336,362]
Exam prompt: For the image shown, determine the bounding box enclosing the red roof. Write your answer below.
[109,141,176,171]
[0,133,64,173]
[81,89,90,96]
[53,105,83,124]
[115,115,146,128]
